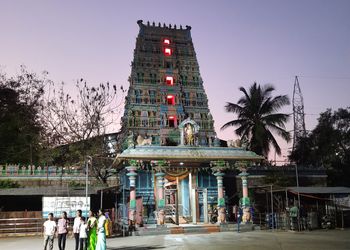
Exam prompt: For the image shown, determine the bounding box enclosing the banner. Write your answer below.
[42,196,90,218]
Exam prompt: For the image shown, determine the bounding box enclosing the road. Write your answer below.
[1,229,350,250]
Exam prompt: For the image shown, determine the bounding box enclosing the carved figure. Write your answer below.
[136,135,152,146]
[242,207,251,223]
[144,137,152,145]
[127,131,135,148]
[227,139,242,148]
[218,207,226,223]
[184,123,194,145]
[157,209,165,225]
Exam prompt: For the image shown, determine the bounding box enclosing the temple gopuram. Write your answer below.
[116,20,264,227]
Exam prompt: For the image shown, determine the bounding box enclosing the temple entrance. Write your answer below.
[164,188,179,224]
[197,188,209,223]
[164,176,191,224]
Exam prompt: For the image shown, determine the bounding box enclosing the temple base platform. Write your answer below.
[130,223,256,236]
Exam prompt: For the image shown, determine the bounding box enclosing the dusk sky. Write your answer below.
[1,0,349,162]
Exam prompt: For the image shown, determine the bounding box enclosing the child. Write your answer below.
[79,217,88,250]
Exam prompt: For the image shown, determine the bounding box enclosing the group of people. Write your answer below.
[43,209,110,250]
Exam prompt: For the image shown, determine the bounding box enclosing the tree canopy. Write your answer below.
[41,78,125,184]
[0,66,48,165]
[0,66,124,185]
[290,108,350,186]
[221,82,290,157]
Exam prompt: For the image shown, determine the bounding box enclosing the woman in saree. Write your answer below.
[87,210,97,250]
[95,209,107,250]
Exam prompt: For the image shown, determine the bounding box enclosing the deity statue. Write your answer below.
[157,209,165,225]
[184,123,194,145]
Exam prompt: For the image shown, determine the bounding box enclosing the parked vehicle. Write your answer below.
[209,207,218,224]
[321,215,334,229]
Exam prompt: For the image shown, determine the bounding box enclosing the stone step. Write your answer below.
[132,223,255,236]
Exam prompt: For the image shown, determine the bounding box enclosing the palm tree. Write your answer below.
[221,82,290,157]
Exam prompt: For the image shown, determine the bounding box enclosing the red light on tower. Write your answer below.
[163,39,170,44]
[167,95,175,105]
[164,48,172,56]
[168,115,176,127]
[166,76,174,85]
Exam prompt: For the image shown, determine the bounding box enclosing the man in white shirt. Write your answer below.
[43,213,56,250]
[73,209,82,250]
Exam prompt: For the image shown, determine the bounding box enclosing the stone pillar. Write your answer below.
[180,129,184,145]
[214,171,226,224]
[239,169,251,223]
[211,160,229,224]
[152,160,169,226]
[191,188,197,224]
[203,188,208,223]
[155,171,166,226]
[126,165,138,226]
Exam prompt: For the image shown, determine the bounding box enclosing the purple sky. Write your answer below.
[1,0,349,162]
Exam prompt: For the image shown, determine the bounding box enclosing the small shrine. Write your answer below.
[179,118,200,146]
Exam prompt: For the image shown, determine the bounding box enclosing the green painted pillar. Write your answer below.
[238,169,251,223]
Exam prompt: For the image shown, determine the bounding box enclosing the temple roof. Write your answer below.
[116,145,264,164]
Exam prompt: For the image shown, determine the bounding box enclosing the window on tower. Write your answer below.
[167,95,175,105]
[166,76,174,85]
[168,116,176,128]
[164,48,172,56]
[163,39,170,44]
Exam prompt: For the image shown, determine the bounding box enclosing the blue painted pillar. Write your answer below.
[181,176,190,216]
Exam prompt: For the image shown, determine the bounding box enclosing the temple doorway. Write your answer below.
[164,175,191,224]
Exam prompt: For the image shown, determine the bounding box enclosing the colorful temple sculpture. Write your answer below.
[116,20,264,227]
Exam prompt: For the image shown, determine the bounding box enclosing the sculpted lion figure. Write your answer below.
[137,135,152,146]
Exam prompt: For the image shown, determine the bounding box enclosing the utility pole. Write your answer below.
[85,156,92,217]
[292,76,305,220]
[292,76,307,153]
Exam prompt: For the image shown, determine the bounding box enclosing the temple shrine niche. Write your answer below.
[116,20,263,228]
[179,118,200,146]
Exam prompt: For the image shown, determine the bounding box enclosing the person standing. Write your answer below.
[79,217,88,250]
[289,203,298,231]
[43,213,56,250]
[73,209,82,250]
[87,210,97,250]
[233,205,238,223]
[57,211,69,250]
[96,209,107,250]
[104,212,112,237]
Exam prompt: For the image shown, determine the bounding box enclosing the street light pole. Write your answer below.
[295,164,301,231]
[270,185,274,230]
[295,165,301,207]
[86,156,91,217]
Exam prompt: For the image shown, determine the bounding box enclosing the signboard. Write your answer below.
[42,196,90,218]
[335,195,350,211]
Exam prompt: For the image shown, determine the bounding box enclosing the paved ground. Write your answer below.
[1,229,350,250]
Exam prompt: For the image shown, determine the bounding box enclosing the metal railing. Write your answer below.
[0,218,45,235]
[0,166,118,178]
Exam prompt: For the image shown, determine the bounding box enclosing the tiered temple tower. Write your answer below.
[121,20,216,147]
[116,21,263,227]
